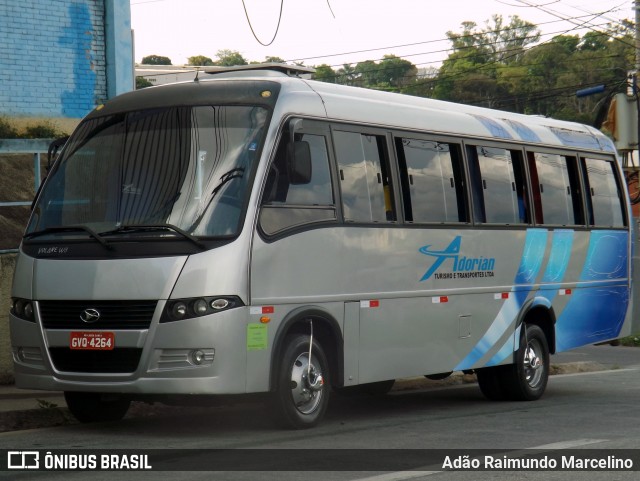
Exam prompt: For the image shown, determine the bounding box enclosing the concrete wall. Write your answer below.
[0,254,16,383]
[0,0,133,121]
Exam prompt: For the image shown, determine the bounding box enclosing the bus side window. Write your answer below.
[527,152,583,226]
[580,157,626,228]
[333,131,396,223]
[467,145,526,225]
[395,137,468,223]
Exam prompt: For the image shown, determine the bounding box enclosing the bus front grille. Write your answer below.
[49,348,142,373]
[39,300,157,330]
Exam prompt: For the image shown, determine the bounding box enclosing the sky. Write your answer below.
[130,0,633,68]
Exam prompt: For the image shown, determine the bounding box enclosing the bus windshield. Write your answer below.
[27,105,268,240]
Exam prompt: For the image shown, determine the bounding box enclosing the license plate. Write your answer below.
[70,332,115,350]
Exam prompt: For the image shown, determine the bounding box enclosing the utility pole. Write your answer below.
[635,0,640,166]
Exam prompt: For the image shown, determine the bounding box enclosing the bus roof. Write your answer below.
[102,66,616,154]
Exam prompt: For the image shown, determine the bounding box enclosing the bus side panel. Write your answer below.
[554,230,630,351]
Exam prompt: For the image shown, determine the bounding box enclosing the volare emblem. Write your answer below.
[80,308,101,324]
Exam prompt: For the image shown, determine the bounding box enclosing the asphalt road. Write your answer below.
[0,345,639,480]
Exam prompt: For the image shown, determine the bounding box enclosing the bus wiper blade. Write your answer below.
[187,167,245,232]
[23,225,113,250]
[100,223,207,250]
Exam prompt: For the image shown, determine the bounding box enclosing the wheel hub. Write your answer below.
[290,353,324,415]
[523,340,544,387]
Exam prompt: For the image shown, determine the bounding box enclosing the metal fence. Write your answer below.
[0,139,54,253]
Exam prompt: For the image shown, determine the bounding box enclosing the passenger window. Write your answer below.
[396,138,467,223]
[581,157,625,227]
[528,152,583,226]
[333,131,396,223]
[467,146,528,224]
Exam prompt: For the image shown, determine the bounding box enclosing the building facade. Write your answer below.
[0,0,133,121]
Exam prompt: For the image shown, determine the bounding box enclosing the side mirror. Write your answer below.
[288,140,312,184]
[47,136,69,172]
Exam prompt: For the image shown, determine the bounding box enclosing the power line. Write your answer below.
[284,10,626,65]
[241,0,284,47]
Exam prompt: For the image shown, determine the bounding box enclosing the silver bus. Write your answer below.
[10,65,636,428]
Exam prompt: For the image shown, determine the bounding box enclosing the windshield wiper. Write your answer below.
[23,225,113,251]
[99,223,207,250]
[187,167,245,232]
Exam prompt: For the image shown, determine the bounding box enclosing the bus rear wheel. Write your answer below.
[502,324,549,401]
[476,366,508,401]
[64,391,131,423]
[271,334,330,429]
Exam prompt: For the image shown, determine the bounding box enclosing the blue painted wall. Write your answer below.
[0,0,132,119]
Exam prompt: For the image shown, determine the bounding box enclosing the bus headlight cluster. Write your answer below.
[161,296,243,323]
[12,298,35,322]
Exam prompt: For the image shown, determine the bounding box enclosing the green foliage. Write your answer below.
[312,64,337,83]
[37,399,58,409]
[214,49,248,67]
[264,56,286,64]
[136,76,153,89]
[0,116,19,138]
[188,55,214,66]
[23,122,65,139]
[617,336,640,347]
[0,118,66,139]
[141,55,172,65]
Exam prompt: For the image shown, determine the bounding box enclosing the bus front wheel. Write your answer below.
[64,391,131,423]
[272,334,330,429]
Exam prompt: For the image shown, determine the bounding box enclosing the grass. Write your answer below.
[616,336,640,347]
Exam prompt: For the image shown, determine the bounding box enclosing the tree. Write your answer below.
[135,76,153,89]
[433,15,540,107]
[312,64,337,83]
[377,55,417,90]
[264,56,286,64]
[580,31,609,52]
[336,64,357,85]
[188,55,214,66]
[141,55,172,65]
[214,50,248,66]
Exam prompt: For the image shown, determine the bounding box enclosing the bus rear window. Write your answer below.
[581,157,626,228]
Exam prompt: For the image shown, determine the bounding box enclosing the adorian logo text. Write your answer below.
[419,236,495,281]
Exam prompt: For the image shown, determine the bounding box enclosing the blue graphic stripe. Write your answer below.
[455,229,547,371]
[471,115,513,139]
[503,120,541,143]
[486,325,522,367]
[555,231,630,351]
[485,230,574,367]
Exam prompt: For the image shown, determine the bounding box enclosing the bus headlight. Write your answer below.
[171,301,188,321]
[12,298,35,322]
[161,296,243,323]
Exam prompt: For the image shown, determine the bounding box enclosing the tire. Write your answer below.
[64,391,131,423]
[271,334,330,429]
[501,324,550,401]
[476,366,508,401]
[425,372,452,381]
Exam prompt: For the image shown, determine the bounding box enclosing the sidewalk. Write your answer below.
[0,386,65,413]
